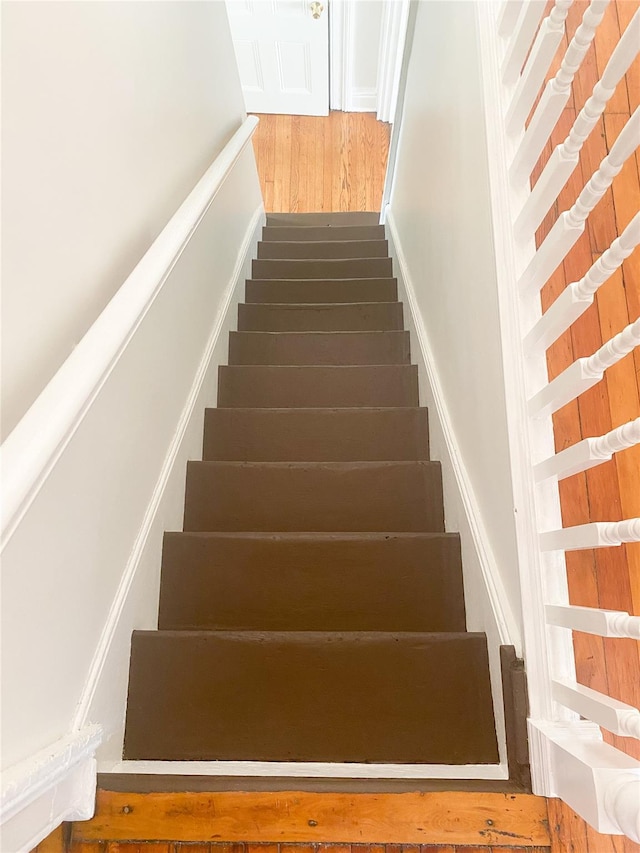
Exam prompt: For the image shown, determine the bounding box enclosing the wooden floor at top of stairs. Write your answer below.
[67,789,550,847]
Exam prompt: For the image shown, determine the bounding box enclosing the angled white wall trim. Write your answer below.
[385,210,521,652]
[376,0,410,123]
[72,205,264,734]
[1,725,102,853]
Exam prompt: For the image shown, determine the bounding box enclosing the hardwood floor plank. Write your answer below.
[72,791,550,846]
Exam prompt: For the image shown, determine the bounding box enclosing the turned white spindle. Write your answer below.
[518,107,640,295]
[502,0,547,86]
[505,0,574,136]
[529,317,640,415]
[498,0,526,38]
[604,775,640,843]
[541,518,640,551]
[546,604,640,639]
[553,679,640,739]
[515,11,640,236]
[510,0,610,182]
[534,417,640,480]
[524,212,640,353]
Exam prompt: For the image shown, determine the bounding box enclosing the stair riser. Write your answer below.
[228,331,410,366]
[253,258,393,279]
[245,279,398,304]
[183,462,444,533]
[263,225,385,242]
[203,408,429,462]
[159,533,465,632]
[266,212,380,226]
[238,302,404,332]
[217,365,419,408]
[257,241,389,260]
[124,631,498,763]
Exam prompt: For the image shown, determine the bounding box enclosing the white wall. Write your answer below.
[350,0,383,110]
[1,1,246,439]
[0,0,263,780]
[388,2,524,641]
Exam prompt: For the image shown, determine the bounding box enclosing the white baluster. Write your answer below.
[546,604,640,639]
[502,0,547,86]
[541,518,640,551]
[515,11,640,236]
[505,0,574,136]
[510,0,610,182]
[553,679,640,739]
[498,0,526,38]
[604,775,640,843]
[529,317,640,416]
[518,108,640,295]
[524,212,640,353]
[534,418,640,480]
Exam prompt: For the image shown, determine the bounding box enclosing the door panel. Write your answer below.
[226,0,329,116]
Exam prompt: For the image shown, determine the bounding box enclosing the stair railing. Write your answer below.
[478,0,640,841]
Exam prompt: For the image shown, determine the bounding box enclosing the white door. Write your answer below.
[226,0,329,116]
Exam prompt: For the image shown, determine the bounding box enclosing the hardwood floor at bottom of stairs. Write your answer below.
[68,790,550,846]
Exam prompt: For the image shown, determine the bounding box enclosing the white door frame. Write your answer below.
[329,0,410,117]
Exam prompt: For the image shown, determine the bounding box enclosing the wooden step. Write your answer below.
[252,258,393,279]
[183,461,444,532]
[124,630,498,763]
[158,532,465,632]
[218,365,419,408]
[266,211,380,226]
[245,278,398,304]
[263,224,385,242]
[228,331,410,365]
[257,240,389,259]
[203,407,429,462]
[238,302,404,331]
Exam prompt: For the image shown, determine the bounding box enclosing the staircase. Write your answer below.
[123,212,499,767]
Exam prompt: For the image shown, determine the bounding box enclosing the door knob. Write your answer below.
[310,1,324,19]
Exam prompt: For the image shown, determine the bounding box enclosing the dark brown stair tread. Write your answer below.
[263,224,385,242]
[257,240,389,259]
[183,460,444,533]
[252,258,393,279]
[159,531,464,632]
[124,630,498,763]
[246,279,398,304]
[228,331,410,366]
[203,407,429,461]
[218,364,419,408]
[266,212,380,226]
[238,302,404,332]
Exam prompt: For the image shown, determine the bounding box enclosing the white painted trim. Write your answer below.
[349,86,377,111]
[108,759,508,780]
[329,0,350,110]
[476,1,575,736]
[71,205,264,733]
[385,210,521,653]
[376,0,410,123]
[1,726,101,853]
[0,116,259,551]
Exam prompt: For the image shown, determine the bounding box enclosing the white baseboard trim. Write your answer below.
[107,759,508,781]
[348,87,378,112]
[1,725,102,853]
[385,210,521,652]
[71,205,264,733]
